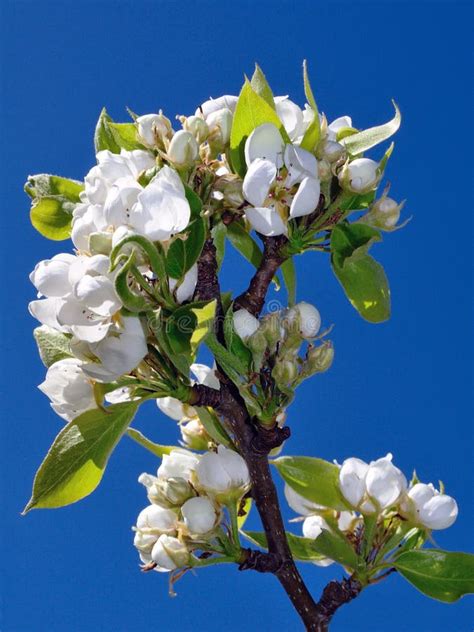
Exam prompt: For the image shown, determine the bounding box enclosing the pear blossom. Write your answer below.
[286,302,321,339]
[197,95,238,119]
[195,445,250,499]
[167,130,199,167]
[181,496,218,535]
[242,123,320,236]
[136,504,178,535]
[169,263,198,303]
[274,96,306,142]
[136,112,172,147]
[157,449,200,481]
[233,308,260,340]
[400,483,458,530]
[151,534,189,571]
[339,158,379,193]
[38,358,96,421]
[339,454,407,513]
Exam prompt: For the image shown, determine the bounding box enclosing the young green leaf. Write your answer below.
[300,60,321,152]
[230,80,289,177]
[33,326,73,367]
[226,221,263,268]
[108,122,144,151]
[25,174,84,201]
[250,64,275,110]
[211,222,227,269]
[127,428,174,457]
[195,407,233,448]
[166,217,206,278]
[280,257,297,306]
[341,101,401,156]
[273,455,350,511]
[94,107,121,153]
[23,401,139,512]
[30,196,76,240]
[331,222,391,323]
[184,185,203,219]
[190,300,217,356]
[394,550,474,603]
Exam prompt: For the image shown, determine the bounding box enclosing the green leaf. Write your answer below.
[195,407,233,448]
[127,428,174,457]
[243,530,358,568]
[23,402,139,512]
[230,80,289,177]
[226,221,263,268]
[108,122,144,151]
[30,196,76,240]
[166,218,206,278]
[300,60,321,152]
[211,222,227,269]
[223,304,252,370]
[338,191,376,213]
[331,223,391,323]
[33,326,73,367]
[341,101,401,155]
[394,550,474,603]
[190,300,217,356]
[281,258,296,306]
[273,456,349,511]
[184,185,203,219]
[94,107,120,153]
[151,310,191,377]
[250,64,275,110]
[25,174,84,202]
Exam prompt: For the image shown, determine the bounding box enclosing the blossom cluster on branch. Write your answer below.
[23,62,472,630]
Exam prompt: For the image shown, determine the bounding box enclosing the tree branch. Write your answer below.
[234,234,288,317]
[191,231,362,630]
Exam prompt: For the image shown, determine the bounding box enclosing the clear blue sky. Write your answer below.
[1,1,472,631]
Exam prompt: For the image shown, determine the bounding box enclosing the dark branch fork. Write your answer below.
[191,231,361,631]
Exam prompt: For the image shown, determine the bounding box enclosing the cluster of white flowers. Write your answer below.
[285,453,458,567]
[339,454,458,530]
[134,446,250,572]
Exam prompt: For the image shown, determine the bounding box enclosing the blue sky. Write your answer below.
[1,1,472,631]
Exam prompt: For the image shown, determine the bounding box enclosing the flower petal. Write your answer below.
[242,159,277,207]
[284,144,318,187]
[289,177,321,218]
[244,123,284,167]
[245,206,287,237]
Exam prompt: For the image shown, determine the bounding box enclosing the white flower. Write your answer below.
[38,358,96,422]
[136,504,178,535]
[242,124,320,236]
[286,302,321,339]
[167,130,199,167]
[301,516,334,568]
[274,96,305,142]
[136,113,172,147]
[82,316,147,382]
[132,165,191,241]
[400,483,458,530]
[151,534,189,571]
[181,496,218,535]
[233,308,260,340]
[195,445,250,499]
[197,95,238,119]
[339,158,379,193]
[157,449,200,480]
[29,253,76,297]
[339,454,407,513]
[206,108,233,146]
[157,363,219,422]
[71,204,108,251]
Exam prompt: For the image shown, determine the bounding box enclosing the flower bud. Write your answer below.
[318,159,332,182]
[137,112,173,147]
[151,534,189,570]
[181,496,219,535]
[180,418,211,451]
[207,107,233,147]
[157,449,200,480]
[272,358,297,388]
[286,302,321,339]
[400,483,458,530]
[136,504,178,534]
[305,341,334,374]
[259,312,284,350]
[195,445,250,501]
[366,196,404,230]
[182,115,209,144]
[143,475,196,508]
[133,530,157,554]
[339,158,380,193]
[167,130,199,167]
[233,308,260,340]
[321,140,345,163]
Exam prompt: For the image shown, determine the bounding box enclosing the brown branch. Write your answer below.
[234,235,288,317]
[190,231,362,630]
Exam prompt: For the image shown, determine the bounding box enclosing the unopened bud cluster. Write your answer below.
[134,446,250,572]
